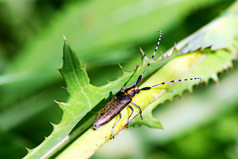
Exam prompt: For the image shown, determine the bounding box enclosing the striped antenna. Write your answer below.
[140,77,202,91]
[136,30,162,86]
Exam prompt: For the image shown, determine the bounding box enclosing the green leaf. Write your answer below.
[132,49,234,128]
[181,3,238,53]
[24,36,179,159]
[24,1,238,159]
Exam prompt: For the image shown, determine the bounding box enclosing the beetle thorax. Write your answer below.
[124,85,140,99]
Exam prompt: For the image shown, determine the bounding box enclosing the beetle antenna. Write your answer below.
[140,77,202,91]
[135,30,162,86]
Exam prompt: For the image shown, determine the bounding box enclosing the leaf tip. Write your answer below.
[54,100,67,110]
[54,100,60,104]
[50,122,56,127]
[171,47,179,56]
[25,147,32,153]
[157,51,165,61]
[188,87,193,93]
[63,34,67,41]
[118,63,125,74]
[174,42,178,50]
[210,73,219,83]
[139,47,146,57]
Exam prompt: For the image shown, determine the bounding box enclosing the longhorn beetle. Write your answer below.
[93,31,201,139]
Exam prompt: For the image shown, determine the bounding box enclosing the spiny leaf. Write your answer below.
[180,5,238,53]
[57,48,236,159]
[24,36,180,159]
[132,49,234,128]
[25,2,238,159]
[23,39,103,159]
[56,2,238,159]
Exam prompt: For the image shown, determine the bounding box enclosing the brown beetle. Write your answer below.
[93,31,201,139]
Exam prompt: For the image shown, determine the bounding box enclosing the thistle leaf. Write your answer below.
[24,2,238,159]
[24,36,179,159]
[180,5,238,53]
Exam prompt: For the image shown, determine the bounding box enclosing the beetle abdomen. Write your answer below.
[93,91,131,130]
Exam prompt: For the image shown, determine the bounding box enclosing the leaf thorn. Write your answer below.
[63,34,67,41]
[174,42,178,50]
[25,147,31,152]
[50,122,56,127]
[139,47,145,57]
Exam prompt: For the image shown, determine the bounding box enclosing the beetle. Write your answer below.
[93,31,201,139]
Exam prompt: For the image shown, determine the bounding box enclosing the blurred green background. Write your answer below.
[0,0,237,158]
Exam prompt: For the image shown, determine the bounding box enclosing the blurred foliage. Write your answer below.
[0,0,237,159]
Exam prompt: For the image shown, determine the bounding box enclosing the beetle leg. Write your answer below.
[126,105,134,128]
[121,86,126,91]
[111,112,122,139]
[131,101,143,120]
